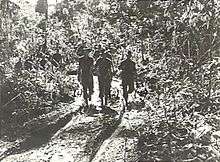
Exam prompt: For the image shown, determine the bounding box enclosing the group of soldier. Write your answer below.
[78,48,136,107]
[14,42,137,108]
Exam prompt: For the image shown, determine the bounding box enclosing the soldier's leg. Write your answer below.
[88,75,94,101]
[82,84,88,106]
[104,80,111,106]
[108,76,112,99]
[82,77,89,106]
[101,97,104,106]
[122,81,128,106]
[88,85,92,101]
[104,95,108,106]
[98,77,104,105]
[128,79,135,94]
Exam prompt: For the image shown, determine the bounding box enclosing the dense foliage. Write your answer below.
[0,0,219,161]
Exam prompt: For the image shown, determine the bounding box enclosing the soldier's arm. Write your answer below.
[134,62,137,73]
[133,62,138,80]
[77,61,82,82]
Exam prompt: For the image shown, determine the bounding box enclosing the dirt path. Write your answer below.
[1,76,127,162]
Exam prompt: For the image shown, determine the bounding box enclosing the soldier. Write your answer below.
[95,51,113,106]
[119,51,137,107]
[78,49,94,106]
[104,50,113,98]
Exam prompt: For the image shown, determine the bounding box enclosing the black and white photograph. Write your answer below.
[0,0,220,161]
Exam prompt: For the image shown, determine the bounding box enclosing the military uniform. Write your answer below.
[78,55,94,100]
[119,57,136,103]
[95,56,113,105]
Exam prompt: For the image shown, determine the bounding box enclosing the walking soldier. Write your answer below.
[119,51,137,107]
[78,49,94,106]
[95,51,113,106]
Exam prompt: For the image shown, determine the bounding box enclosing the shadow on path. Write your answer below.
[87,105,125,162]
[0,112,74,161]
